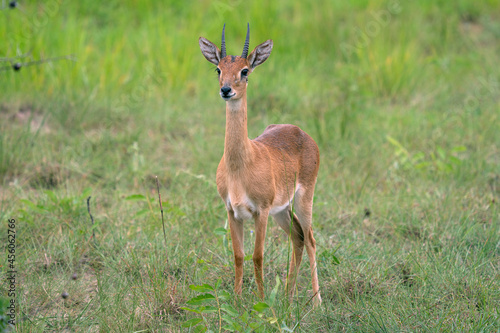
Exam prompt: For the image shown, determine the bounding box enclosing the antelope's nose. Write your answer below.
[220,86,232,96]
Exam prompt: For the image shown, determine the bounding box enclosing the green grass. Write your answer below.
[1,0,499,331]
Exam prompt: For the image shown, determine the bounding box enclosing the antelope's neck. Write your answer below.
[224,95,252,171]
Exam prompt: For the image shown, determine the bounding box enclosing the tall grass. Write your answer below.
[1,0,499,331]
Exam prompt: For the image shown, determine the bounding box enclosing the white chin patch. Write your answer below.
[220,93,236,101]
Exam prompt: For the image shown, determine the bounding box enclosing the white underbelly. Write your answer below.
[225,184,302,221]
[269,183,302,216]
[269,201,290,216]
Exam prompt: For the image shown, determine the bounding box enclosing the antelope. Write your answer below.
[199,24,321,306]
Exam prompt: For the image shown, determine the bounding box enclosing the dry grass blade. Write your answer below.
[156,176,168,263]
[86,196,95,242]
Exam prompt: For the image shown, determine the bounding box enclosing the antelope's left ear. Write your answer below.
[248,40,273,69]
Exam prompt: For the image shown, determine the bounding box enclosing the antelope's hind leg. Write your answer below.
[295,194,322,306]
[272,208,305,299]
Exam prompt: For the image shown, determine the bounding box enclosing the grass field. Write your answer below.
[1,0,499,331]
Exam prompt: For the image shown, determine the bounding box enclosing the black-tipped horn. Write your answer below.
[221,23,227,58]
[241,23,250,58]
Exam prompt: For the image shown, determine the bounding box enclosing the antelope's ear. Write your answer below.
[247,40,273,69]
[199,37,221,66]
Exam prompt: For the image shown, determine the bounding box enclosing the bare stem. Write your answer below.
[0,54,76,72]
[86,196,95,242]
[156,176,168,263]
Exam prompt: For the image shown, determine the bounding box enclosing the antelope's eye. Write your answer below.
[241,68,249,76]
[216,68,221,75]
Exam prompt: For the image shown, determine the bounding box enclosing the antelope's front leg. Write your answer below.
[228,210,244,295]
[253,209,270,299]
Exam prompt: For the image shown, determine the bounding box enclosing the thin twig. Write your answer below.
[86,196,95,242]
[0,50,32,62]
[156,176,168,263]
[0,54,76,72]
[302,290,320,309]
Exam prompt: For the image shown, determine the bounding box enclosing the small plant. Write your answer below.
[181,279,243,332]
[124,193,185,220]
[0,297,13,332]
[213,220,230,259]
[182,276,300,332]
[20,188,93,225]
[319,244,342,266]
[387,135,466,174]
[127,141,145,179]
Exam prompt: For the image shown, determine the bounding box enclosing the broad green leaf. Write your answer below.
[124,194,147,201]
[186,293,216,305]
[199,306,218,313]
[253,302,269,312]
[189,284,214,293]
[451,145,467,152]
[221,303,239,317]
[448,156,462,165]
[269,275,281,307]
[134,209,150,217]
[352,255,368,260]
[240,311,249,323]
[193,325,207,333]
[249,322,261,330]
[20,199,47,213]
[415,162,431,169]
[222,315,236,325]
[218,290,231,300]
[164,203,186,216]
[214,227,228,235]
[181,318,203,328]
[180,307,201,314]
[44,190,58,203]
[412,152,426,163]
[437,146,446,160]
[231,322,243,331]
[222,315,242,331]
[80,188,92,199]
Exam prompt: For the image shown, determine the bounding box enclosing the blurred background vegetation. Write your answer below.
[0,0,499,331]
[1,0,499,184]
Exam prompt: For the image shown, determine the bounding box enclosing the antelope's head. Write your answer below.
[199,23,273,101]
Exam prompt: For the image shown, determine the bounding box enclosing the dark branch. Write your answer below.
[0,54,76,72]
[156,176,168,263]
[86,196,96,242]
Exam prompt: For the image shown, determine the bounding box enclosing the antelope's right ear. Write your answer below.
[199,37,221,66]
